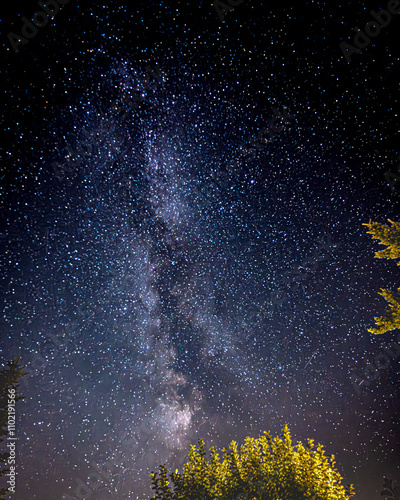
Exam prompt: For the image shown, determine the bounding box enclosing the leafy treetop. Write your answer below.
[363,219,400,335]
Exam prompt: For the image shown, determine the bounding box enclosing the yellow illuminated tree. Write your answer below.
[363,219,400,335]
[0,357,27,498]
[150,425,355,500]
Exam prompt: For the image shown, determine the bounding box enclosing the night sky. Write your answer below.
[1,1,400,499]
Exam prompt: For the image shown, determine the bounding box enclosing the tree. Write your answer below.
[150,424,355,500]
[0,357,27,498]
[363,219,400,335]
[381,477,400,500]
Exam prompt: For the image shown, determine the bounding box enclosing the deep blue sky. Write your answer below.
[1,1,400,499]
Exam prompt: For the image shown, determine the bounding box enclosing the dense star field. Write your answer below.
[1,0,400,499]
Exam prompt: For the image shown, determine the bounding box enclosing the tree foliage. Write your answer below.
[150,425,355,500]
[0,357,27,498]
[363,219,400,335]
